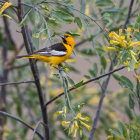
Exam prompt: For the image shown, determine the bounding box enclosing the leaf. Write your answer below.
[65,32,80,37]
[118,121,128,138]
[53,74,60,79]
[110,129,121,138]
[80,48,96,56]
[95,0,114,6]
[93,63,98,76]
[100,56,107,69]
[75,17,82,29]
[74,80,83,88]
[125,106,133,120]
[19,9,31,27]
[34,11,40,25]
[129,59,135,71]
[67,76,75,86]
[113,73,121,81]
[119,76,134,91]
[84,75,91,79]
[129,94,135,109]
[117,121,123,134]
[101,8,123,14]
[88,70,96,77]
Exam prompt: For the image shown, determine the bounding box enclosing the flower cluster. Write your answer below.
[104,28,140,70]
[61,113,92,138]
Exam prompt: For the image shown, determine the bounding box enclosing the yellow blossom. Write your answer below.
[85,4,89,16]
[80,129,83,137]
[62,121,70,126]
[104,46,117,51]
[127,27,131,40]
[69,122,74,135]
[110,40,119,45]
[134,63,139,69]
[0,2,12,15]
[75,113,82,119]
[119,29,122,36]
[74,121,79,129]
[107,135,113,140]
[73,128,78,138]
[56,111,63,116]
[80,121,92,131]
[132,29,139,39]
[79,116,89,121]
[129,41,140,47]
[130,51,138,63]
[133,75,140,82]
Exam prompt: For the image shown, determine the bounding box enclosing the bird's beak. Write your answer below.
[58,35,65,39]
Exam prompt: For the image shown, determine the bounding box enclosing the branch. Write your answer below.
[89,55,116,140]
[0,80,35,86]
[122,0,134,32]
[89,0,135,139]
[17,1,50,139]
[44,66,125,107]
[0,111,43,139]
[7,63,29,70]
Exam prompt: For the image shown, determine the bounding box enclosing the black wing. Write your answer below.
[34,43,67,56]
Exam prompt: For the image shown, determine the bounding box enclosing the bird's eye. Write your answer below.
[64,35,69,38]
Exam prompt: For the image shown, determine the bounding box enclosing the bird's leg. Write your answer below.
[53,64,65,72]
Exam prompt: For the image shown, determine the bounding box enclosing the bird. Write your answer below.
[17,34,75,67]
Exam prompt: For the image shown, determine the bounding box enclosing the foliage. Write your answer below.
[0,0,140,140]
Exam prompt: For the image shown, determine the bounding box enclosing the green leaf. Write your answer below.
[129,59,135,71]
[118,121,128,138]
[101,8,123,14]
[100,56,107,69]
[34,11,41,25]
[119,76,134,91]
[129,94,135,109]
[117,121,123,134]
[110,129,121,138]
[65,32,80,37]
[67,76,75,86]
[75,17,82,29]
[93,63,98,76]
[53,74,60,79]
[95,0,114,6]
[113,73,121,81]
[74,80,83,88]
[84,75,91,79]
[19,10,31,27]
[88,70,96,77]
[125,106,133,120]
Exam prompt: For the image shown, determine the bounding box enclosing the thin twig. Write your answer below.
[0,80,35,86]
[44,66,125,107]
[122,0,134,32]
[31,121,43,140]
[0,111,43,139]
[7,63,29,70]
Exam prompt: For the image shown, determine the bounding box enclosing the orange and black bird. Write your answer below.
[17,34,75,66]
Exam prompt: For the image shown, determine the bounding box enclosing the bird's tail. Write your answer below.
[16,55,34,59]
